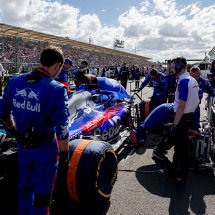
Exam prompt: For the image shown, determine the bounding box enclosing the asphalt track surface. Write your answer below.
[1,78,215,215]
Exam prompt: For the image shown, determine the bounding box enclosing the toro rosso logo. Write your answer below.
[15,88,39,100]
[70,100,92,124]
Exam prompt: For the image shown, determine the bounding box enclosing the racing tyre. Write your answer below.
[66,139,118,205]
[139,98,158,122]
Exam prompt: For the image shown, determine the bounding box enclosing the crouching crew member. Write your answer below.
[76,70,99,91]
[55,58,73,94]
[167,57,199,183]
[190,67,215,131]
[72,60,89,80]
[139,69,168,105]
[0,46,70,215]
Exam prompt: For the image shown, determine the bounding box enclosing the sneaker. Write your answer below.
[152,150,167,160]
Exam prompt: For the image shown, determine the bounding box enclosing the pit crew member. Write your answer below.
[55,58,73,93]
[190,67,215,131]
[76,70,99,91]
[0,46,70,215]
[72,60,89,80]
[138,69,168,105]
[209,60,215,87]
[167,57,199,183]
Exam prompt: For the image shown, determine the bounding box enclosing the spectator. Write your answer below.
[105,67,110,78]
[90,67,97,76]
[134,67,141,89]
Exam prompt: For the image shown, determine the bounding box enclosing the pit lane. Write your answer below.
[1,79,215,215]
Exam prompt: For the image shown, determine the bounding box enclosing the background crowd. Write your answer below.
[0,35,152,74]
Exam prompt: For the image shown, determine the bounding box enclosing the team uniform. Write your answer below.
[210,60,215,87]
[119,66,129,90]
[143,103,174,129]
[191,77,215,131]
[139,72,168,104]
[0,68,69,215]
[170,72,199,180]
[166,71,176,95]
[55,67,71,93]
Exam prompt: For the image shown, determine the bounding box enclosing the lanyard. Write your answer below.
[35,67,51,77]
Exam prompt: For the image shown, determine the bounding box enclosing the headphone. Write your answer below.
[175,58,183,73]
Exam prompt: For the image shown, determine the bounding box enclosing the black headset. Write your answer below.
[175,58,183,73]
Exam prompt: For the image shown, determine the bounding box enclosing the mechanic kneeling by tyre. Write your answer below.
[0,46,70,215]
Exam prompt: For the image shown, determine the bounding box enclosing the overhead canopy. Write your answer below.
[0,23,151,61]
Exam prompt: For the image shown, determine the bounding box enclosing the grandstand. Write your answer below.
[0,23,150,73]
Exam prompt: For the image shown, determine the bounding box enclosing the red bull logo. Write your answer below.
[13,88,40,112]
[15,88,39,100]
[13,99,41,112]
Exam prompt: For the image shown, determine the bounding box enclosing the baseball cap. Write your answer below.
[65,58,73,66]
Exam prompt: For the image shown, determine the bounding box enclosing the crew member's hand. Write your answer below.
[170,124,178,135]
[59,150,70,170]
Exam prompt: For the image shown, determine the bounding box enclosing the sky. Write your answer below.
[0,0,215,62]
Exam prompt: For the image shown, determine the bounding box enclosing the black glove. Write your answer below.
[8,126,18,137]
[58,150,70,170]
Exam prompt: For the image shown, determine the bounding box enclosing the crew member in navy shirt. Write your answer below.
[164,60,176,102]
[139,69,168,105]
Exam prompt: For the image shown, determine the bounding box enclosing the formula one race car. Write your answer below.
[68,77,141,150]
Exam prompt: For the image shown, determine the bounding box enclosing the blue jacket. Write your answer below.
[143,103,174,129]
[0,69,69,140]
[140,72,167,102]
[72,67,80,79]
[55,67,70,93]
[198,77,215,101]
